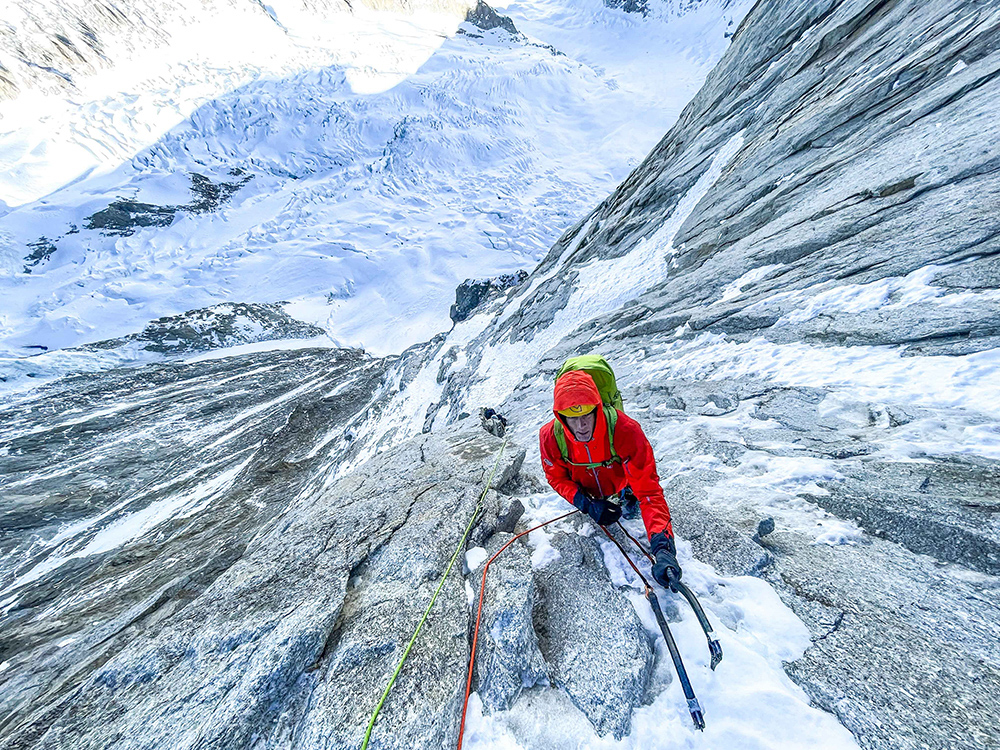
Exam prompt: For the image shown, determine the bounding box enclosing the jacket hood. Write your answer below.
[552,371,611,458]
[553,370,602,417]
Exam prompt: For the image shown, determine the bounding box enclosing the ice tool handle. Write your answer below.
[600,525,706,731]
[616,522,723,671]
[673,580,723,671]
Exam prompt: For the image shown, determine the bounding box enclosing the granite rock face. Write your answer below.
[1,418,524,749]
[411,2,1000,747]
[471,532,548,714]
[5,0,1000,748]
[2,347,662,746]
[533,530,654,740]
[0,347,391,740]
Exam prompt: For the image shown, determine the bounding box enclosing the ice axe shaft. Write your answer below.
[599,525,706,731]
[615,522,723,670]
[647,588,706,731]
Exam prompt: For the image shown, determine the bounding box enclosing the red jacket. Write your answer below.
[539,371,673,539]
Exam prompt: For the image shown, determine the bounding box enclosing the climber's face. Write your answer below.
[565,410,597,442]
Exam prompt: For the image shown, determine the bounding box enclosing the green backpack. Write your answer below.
[552,354,623,469]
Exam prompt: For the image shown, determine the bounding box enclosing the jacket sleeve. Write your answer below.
[539,423,579,505]
[617,416,673,540]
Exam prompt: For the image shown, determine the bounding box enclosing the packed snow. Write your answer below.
[463,492,861,750]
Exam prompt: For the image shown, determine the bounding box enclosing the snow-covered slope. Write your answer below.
[0,0,751,383]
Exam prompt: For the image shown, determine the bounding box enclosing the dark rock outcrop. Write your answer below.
[22,238,57,273]
[449,270,528,324]
[80,302,326,354]
[464,1,519,35]
[85,171,253,236]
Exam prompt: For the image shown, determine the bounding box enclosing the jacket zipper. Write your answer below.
[585,444,606,497]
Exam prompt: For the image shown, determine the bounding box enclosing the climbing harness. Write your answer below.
[614,521,723,671]
[456,508,580,750]
[600,524,713,731]
[360,435,509,750]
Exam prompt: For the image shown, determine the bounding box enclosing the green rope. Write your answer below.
[360,435,509,750]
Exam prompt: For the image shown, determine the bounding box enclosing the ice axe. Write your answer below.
[600,525,707,731]
[616,521,723,670]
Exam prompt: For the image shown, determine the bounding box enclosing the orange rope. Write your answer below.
[615,520,655,564]
[456,509,579,750]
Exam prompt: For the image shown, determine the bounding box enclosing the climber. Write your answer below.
[539,369,682,590]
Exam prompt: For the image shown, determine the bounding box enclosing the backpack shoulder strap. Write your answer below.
[553,420,570,463]
[604,406,620,465]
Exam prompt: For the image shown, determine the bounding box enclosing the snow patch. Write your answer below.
[720,263,787,302]
[466,546,489,571]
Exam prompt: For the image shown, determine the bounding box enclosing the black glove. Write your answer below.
[619,487,640,520]
[572,489,622,526]
[650,531,682,591]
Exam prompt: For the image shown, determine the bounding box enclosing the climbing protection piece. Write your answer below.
[360,435,509,750]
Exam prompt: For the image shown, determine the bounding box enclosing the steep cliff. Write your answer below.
[418,0,1000,746]
[2,1,999,749]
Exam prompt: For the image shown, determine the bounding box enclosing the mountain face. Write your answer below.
[2,1,1000,749]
